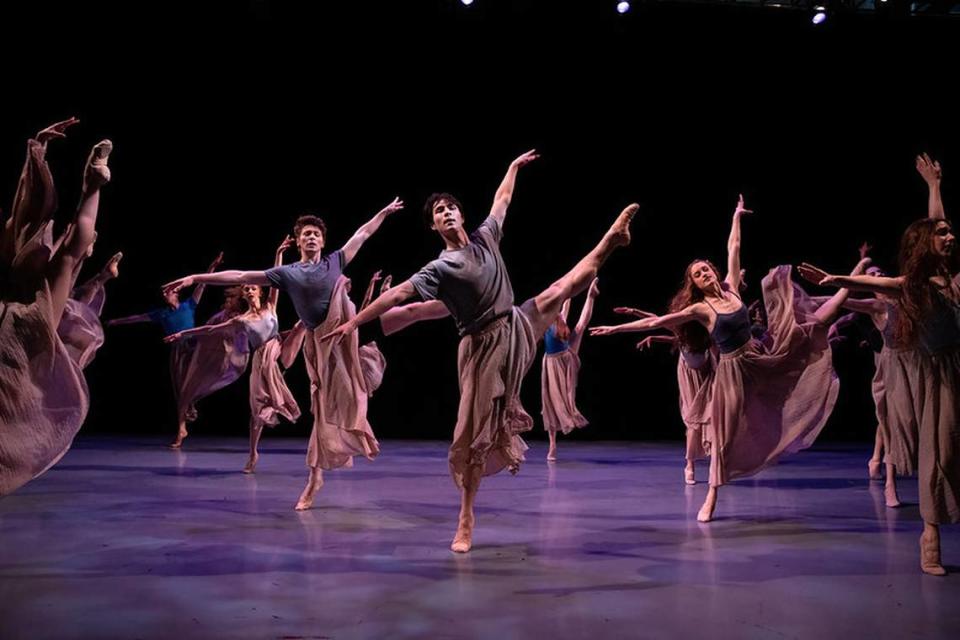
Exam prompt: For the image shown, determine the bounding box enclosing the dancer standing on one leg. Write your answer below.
[798,168,957,577]
[108,253,226,447]
[592,195,861,522]
[1,121,112,495]
[167,236,301,472]
[355,270,390,396]
[799,220,959,576]
[164,198,404,509]
[541,278,600,461]
[322,150,637,552]
[832,255,905,509]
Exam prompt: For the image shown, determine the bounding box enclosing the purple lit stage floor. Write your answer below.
[1,437,958,639]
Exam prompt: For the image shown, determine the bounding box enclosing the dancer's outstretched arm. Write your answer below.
[380,299,451,335]
[570,279,600,353]
[799,263,904,297]
[490,150,539,226]
[270,236,294,309]
[635,335,678,351]
[163,266,270,297]
[107,312,154,327]
[164,318,238,343]
[192,252,224,304]
[360,270,383,312]
[340,198,404,265]
[613,306,658,319]
[725,194,752,292]
[808,257,873,325]
[590,305,708,336]
[558,299,572,325]
[321,280,420,342]
[916,153,945,220]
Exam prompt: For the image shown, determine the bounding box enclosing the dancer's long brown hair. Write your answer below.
[893,218,959,346]
[668,259,724,353]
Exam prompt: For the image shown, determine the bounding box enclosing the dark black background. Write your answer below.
[2,1,957,444]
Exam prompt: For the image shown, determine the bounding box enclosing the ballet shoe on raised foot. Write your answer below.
[684,467,696,486]
[84,139,113,188]
[104,252,123,279]
[608,203,639,248]
[884,483,901,509]
[294,475,324,511]
[450,518,474,553]
[920,533,947,576]
[868,458,882,480]
[242,453,258,474]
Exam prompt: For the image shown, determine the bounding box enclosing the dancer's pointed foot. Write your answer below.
[684,465,696,486]
[84,139,112,189]
[868,458,882,480]
[103,251,123,280]
[243,452,259,474]
[607,203,639,248]
[546,443,558,462]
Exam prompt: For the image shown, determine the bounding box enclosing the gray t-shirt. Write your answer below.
[409,216,514,336]
[264,250,344,329]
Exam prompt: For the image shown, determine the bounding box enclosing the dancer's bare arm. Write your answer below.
[270,236,295,309]
[490,150,539,225]
[164,318,238,343]
[163,268,270,298]
[570,279,600,352]
[725,194,752,292]
[107,313,153,327]
[590,304,707,336]
[192,252,225,304]
[340,198,404,265]
[916,152,945,220]
[380,300,451,335]
[798,263,904,297]
[360,270,383,312]
[321,280,419,342]
[635,335,679,351]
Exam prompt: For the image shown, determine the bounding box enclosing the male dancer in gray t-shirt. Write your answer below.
[164,198,404,510]
[324,151,637,552]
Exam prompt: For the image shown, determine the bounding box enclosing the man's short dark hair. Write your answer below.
[423,193,463,228]
[293,214,327,239]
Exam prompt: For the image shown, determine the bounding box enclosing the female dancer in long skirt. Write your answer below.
[799,203,958,576]
[167,236,301,473]
[1,118,112,495]
[541,279,599,461]
[107,253,235,447]
[592,195,861,522]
